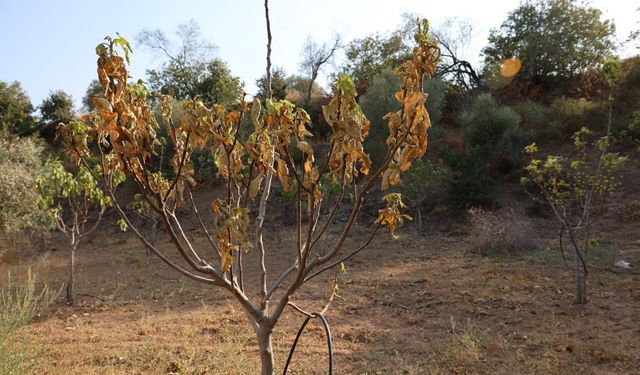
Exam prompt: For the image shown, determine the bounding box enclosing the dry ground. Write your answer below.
[2,216,640,374]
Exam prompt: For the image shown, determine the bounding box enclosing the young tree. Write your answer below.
[483,0,615,89]
[37,151,119,305]
[58,10,439,373]
[522,58,627,304]
[299,35,340,103]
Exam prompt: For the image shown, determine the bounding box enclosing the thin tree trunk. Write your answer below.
[575,253,587,305]
[414,206,423,234]
[66,242,77,305]
[257,323,275,375]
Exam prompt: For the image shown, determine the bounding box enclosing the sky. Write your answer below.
[0,0,638,111]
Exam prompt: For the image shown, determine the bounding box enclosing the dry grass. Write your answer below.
[467,207,538,255]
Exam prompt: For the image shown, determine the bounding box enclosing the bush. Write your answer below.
[467,208,535,255]
[549,97,602,136]
[443,94,525,208]
[359,70,401,166]
[423,77,448,127]
[513,100,552,135]
[0,137,50,243]
[0,270,57,374]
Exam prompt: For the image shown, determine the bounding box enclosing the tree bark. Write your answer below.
[575,255,587,305]
[257,323,275,375]
[66,242,77,305]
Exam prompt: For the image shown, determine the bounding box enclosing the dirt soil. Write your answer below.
[2,203,639,375]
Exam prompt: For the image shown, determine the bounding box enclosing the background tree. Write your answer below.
[255,66,288,100]
[37,154,118,305]
[433,18,481,90]
[285,75,325,99]
[483,0,615,92]
[340,31,411,90]
[59,15,438,373]
[0,138,50,245]
[137,20,242,105]
[0,81,37,136]
[299,35,340,103]
[360,70,447,166]
[82,80,102,112]
[443,93,524,208]
[38,90,75,142]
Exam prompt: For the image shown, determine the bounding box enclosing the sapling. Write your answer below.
[58,6,440,372]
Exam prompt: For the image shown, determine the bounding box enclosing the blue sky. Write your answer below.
[0,0,637,111]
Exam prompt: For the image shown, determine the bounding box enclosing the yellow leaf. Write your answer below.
[249,175,264,199]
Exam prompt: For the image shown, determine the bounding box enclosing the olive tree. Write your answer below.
[58,7,439,373]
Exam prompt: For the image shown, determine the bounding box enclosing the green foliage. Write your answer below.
[629,111,640,139]
[461,94,523,155]
[391,158,444,209]
[360,71,448,166]
[423,77,448,127]
[255,66,288,100]
[0,81,37,135]
[37,160,112,224]
[513,99,552,136]
[82,80,102,112]
[39,90,75,125]
[483,0,615,90]
[443,94,525,208]
[340,31,411,89]
[0,138,50,239]
[138,21,242,105]
[147,58,242,105]
[285,75,325,98]
[549,97,602,136]
[523,128,627,218]
[360,70,401,165]
[0,270,57,337]
[39,90,74,124]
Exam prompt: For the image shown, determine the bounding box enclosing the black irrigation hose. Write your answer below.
[282,312,333,375]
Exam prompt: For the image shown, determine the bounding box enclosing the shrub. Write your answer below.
[0,270,58,374]
[423,77,448,127]
[0,270,57,336]
[549,97,602,136]
[443,93,524,208]
[0,137,50,243]
[467,208,534,255]
[360,69,401,166]
[513,99,552,136]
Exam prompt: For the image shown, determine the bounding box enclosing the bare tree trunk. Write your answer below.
[66,242,77,305]
[257,323,275,375]
[575,254,587,305]
[414,206,423,234]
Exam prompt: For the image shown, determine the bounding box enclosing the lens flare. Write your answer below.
[500,58,522,77]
